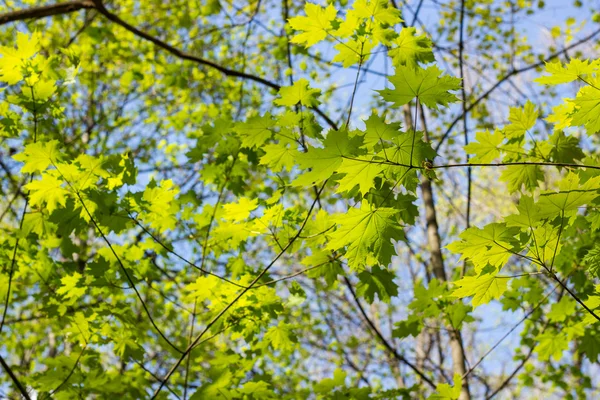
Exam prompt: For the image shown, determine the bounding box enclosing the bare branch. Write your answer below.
[0,0,94,26]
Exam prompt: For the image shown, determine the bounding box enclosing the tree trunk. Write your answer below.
[403,104,471,400]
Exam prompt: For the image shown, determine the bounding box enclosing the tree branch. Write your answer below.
[435,26,600,153]
[343,276,436,389]
[0,0,94,25]
[150,181,328,398]
[0,354,31,400]
[0,0,339,130]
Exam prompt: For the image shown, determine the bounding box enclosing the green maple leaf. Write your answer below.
[359,113,402,150]
[529,223,562,265]
[335,156,385,195]
[547,296,576,322]
[264,322,296,352]
[275,78,321,107]
[378,65,461,109]
[24,79,55,101]
[293,129,362,186]
[378,130,436,191]
[452,274,508,308]
[260,143,298,172]
[332,38,376,68]
[113,330,145,362]
[464,130,504,163]
[429,373,462,400]
[504,101,538,139]
[314,369,347,394]
[13,140,62,173]
[356,266,399,303]
[446,302,474,329]
[571,85,600,134]
[545,102,575,131]
[190,370,232,399]
[392,315,422,338]
[328,201,403,269]
[222,197,258,222]
[537,173,600,219]
[447,223,520,273]
[547,131,585,163]
[21,211,55,237]
[56,273,86,302]
[500,164,544,193]
[63,312,95,345]
[410,279,446,316]
[288,3,337,48]
[234,113,275,148]
[389,27,434,67]
[0,32,41,84]
[354,0,402,26]
[583,245,600,278]
[26,173,70,213]
[534,59,598,85]
[138,179,179,232]
[385,130,433,164]
[238,381,276,398]
[536,331,569,361]
[580,331,600,362]
[396,193,419,225]
[504,195,541,229]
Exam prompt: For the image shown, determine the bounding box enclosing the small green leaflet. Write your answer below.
[56,272,86,302]
[378,130,437,191]
[547,296,576,322]
[392,315,422,338]
[314,368,346,394]
[333,38,376,68]
[534,59,600,135]
[138,179,179,232]
[547,130,585,163]
[264,322,297,353]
